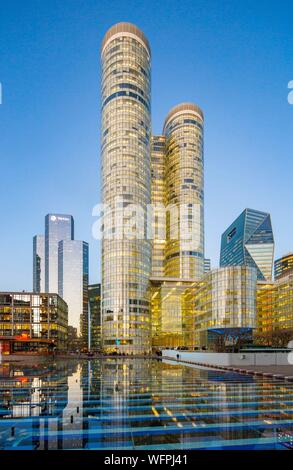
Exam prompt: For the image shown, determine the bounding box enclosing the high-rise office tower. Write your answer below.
[101,23,152,353]
[45,214,74,293]
[163,103,204,279]
[88,284,101,350]
[151,135,166,277]
[58,240,89,334]
[220,208,274,281]
[33,235,45,292]
[274,253,293,280]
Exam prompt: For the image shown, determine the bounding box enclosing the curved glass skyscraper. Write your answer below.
[163,103,204,279]
[101,23,151,353]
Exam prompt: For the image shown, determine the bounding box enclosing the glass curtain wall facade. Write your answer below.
[151,135,166,277]
[257,274,293,333]
[33,235,45,293]
[45,214,74,293]
[58,240,89,336]
[220,208,274,281]
[256,281,275,334]
[101,23,152,353]
[274,253,293,280]
[0,292,68,352]
[184,267,257,348]
[163,103,204,280]
[150,278,195,349]
[272,274,293,330]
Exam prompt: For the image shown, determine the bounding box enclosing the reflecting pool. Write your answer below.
[0,358,293,450]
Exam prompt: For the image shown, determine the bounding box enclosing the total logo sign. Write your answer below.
[51,215,70,222]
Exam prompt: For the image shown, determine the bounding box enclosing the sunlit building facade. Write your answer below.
[101,23,152,353]
[220,208,274,281]
[256,281,275,334]
[151,135,166,277]
[273,274,293,331]
[164,103,204,280]
[274,253,293,280]
[150,267,257,350]
[184,267,257,348]
[150,277,196,349]
[45,214,74,293]
[58,240,89,335]
[257,274,293,334]
[33,235,45,293]
[0,292,68,354]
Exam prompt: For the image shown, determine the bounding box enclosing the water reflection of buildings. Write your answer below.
[0,361,75,449]
[1,359,293,450]
[79,359,151,449]
[160,360,290,449]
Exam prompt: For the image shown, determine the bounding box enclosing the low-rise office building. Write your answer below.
[257,273,293,334]
[150,266,257,350]
[0,292,68,354]
[184,266,257,349]
[274,253,293,280]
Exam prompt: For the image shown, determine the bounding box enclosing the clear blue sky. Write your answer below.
[0,0,292,290]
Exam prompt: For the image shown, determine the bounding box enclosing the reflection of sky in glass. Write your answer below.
[45,214,74,294]
[58,240,88,333]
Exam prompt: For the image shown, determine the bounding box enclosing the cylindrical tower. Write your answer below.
[101,23,151,354]
[163,103,204,279]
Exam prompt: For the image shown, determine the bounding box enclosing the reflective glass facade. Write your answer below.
[220,208,274,281]
[256,281,275,334]
[151,278,195,349]
[164,103,204,279]
[257,274,293,333]
[274,253,293,280]
[33,235,45,293]
[0,292,68,352]
[151,135,166,277]
[101,23,151,353]
[150,267,257,349]
[184,267,257,347]
[58,240,88,335]
[45,214,74,293]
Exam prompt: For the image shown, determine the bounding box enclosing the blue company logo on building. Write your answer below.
[288,81,293,104]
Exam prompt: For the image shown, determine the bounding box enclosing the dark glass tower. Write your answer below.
[220,208,274,281]
[58,240,88,335]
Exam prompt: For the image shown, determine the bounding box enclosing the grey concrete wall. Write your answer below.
[162,349,291,366]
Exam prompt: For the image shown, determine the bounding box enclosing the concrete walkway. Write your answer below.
[237,365,293,375]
